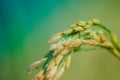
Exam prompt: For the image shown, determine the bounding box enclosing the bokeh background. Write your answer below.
[0,0,120,80]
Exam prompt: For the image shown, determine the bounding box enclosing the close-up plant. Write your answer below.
[27,19,120,80]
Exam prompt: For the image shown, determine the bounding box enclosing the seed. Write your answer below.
[40,76,45,80]
[92,18,100,24]
[74,26,84,31]
[89,40,97,46]
[47,66,57,78]
[54,67,64,80]
[93,34,100,42]
[100,35,106,43]
[81,40,90,44]
[64,39,73,47]
[64,29,73,34]
[47,59,55,71]
[76,21,86,26]
[72,39,81,48]
[102,42,112,48]
[84,29,92,34]
[34,70,44,80]
[49,36,62,43]
[60,49,69,55]
[70,24,77,28]
[50,44,58,50]
[48,32,63,43]
[87,20,93,26]
[65,55,71,69]
[53,49,63,57]
[27,58,47,74]
[55,54,64,65]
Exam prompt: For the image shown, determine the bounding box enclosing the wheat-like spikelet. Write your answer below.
[28,19,120,80]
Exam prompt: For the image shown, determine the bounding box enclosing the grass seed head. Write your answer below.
[28,19,120,80]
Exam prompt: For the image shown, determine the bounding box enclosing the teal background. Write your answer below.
[0,0,120,80]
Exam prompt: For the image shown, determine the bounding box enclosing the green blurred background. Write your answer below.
[0,0,120,80]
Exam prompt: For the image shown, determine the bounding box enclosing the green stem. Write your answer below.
[95,24,111,33]
[97,43,120,59]
[95,24,120,52]
[110,33,120,52]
